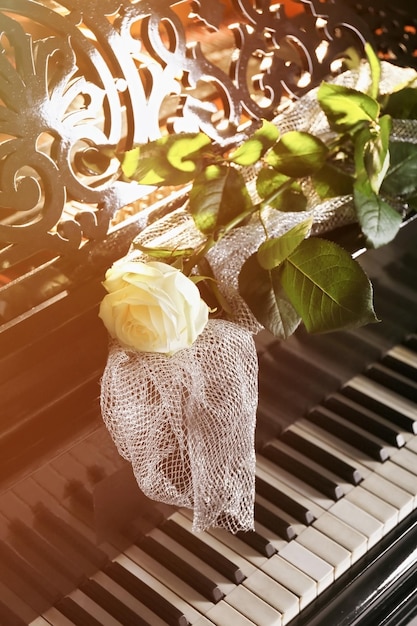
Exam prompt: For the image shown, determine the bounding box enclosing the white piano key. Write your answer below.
[295,526,351,577]
[292,420,373,479]
[390,448,417,476]
[257,454,334,513]
[148,527,236,596]
[376,460,417,502]
[261,554,317,609]
[243,570,299,626]
[278,540,334,593]
[360,472,414,521]
[345,486,399,533]
[406,437,417,455]
[91,570,168,626]
[173,511,257,579]
[38,607,80,626]
[203,600,257,626]
[226,585,282,626]
[29,619,53,626]
[114,552,202,624]
[312,512,368,563]
[347,374,417,422]
[68,589,124,626]
[328,499,384,548]
[124,543,214,615]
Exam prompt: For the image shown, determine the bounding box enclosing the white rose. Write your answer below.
[99,259,209,355]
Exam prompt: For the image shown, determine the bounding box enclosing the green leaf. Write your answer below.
[354,180,403,247]
[311,162,354,199]
[318,82,380,133]
[189,164,252,234]
[381,141,417,198]
[256,168,307,211]
[280,237,378,333]
[382,87,417,119]
[257,218,313,270]
[355,115,391,194]
[265,131,328,177]
[119,132,212,186]
[238,253,301,339]
[365,43,381,101]
[228,120,280,166]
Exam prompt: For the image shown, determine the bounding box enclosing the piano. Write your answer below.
[1,1,417,625]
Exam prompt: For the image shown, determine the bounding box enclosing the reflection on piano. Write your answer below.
[0,217,415,626]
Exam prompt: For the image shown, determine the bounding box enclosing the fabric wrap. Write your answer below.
[100,319,258,533]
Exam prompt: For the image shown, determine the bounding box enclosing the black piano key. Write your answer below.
[254,500,297,541]
[137,535,225,603]
[55,596,103,626]
[306,406,389,462]
[324,393,405,448]
[104,560,190,626]
[80,578,150,626]
[261,443,344,501]
[382,347,417,381]
[404,334,417,352]
[161,518,245,584]
[341,380,417,433]
[235,528,277,557]
[280,429,363,485]
[365,363,417,403]
[256,475,316,524]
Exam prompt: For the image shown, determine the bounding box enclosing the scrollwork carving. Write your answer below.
[0,0,373,259]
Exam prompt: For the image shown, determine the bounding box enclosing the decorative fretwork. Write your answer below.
[0,0,373,260]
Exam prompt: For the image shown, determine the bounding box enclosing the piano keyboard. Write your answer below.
[1,221,416,625]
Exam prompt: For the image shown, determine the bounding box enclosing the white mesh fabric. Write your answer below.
[100,319,258,533]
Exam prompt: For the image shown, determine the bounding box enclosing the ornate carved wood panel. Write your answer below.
[0,0,373,263]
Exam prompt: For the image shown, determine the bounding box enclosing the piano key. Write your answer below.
[224,585,283,626]
[172,511,258,578]
[0,577,38,624]
[390,447,417,476]
[328,499,384,548]
[323,392,406,447]
[404,333,417,352]
[256,456,330,519]
[254,497,298,541]
[161,518,246,584]
[256,474,316,524]
[104,560,190,626]
[260,554,317,609]
[235,526,277,557]
[342,375,417,433]
[279,428,363,484]
[278,540,334,593]
[87,570,169,626]
[242,570,299,625]
[312,513,368,563]
[202,600,257,626]
[29,619,53,626]
[359,473,414,521]
[63,589,124,626]
[261,441,346,501]
[294,527,351,577]
[137,534,226,602]
[114,552,201,624]
[293,418,417,511]
[365,362,417,403]
[124,543,214,615]
[39,604,88,626]
[306,406,390,462]
[344,487,399,533]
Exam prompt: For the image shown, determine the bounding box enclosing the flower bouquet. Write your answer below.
[97,46,417,533]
